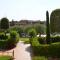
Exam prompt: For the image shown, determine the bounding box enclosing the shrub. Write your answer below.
[0,31,19,49]
[10,31,19,43]
[31,37,60,57]
[0,40,7,49]
[10,31,17,38]
[0,32,5,39]
[28,29,36,38]
[0,32,8,40]
[6,31,19,48]
[31,37,41,55]
[50,36,60,43]
[38,37,46,44]
[48,42,60,57]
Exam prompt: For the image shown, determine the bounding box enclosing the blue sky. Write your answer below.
[0,0,60,21]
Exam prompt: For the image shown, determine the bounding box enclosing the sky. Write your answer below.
[0,0,60,21]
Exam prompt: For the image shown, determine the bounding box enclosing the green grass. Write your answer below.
[32,56,48,60]
[20,37,30,44]
[0,56,12,60]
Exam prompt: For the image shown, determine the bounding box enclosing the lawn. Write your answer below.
[0,56,12,60]
[32,56,48,60]
[20,37,30,44]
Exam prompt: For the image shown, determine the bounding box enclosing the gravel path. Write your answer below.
[0,41,32,60]
[14,41,32,60]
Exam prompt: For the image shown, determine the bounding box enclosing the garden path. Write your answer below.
[14,41,32,60]
[0,41,32,60]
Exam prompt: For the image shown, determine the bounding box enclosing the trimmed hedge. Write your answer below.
[38,36,60,44]
[31,37,60,57]
[50,36,60,43]
[48,42,60,57]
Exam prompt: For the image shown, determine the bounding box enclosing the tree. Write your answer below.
[46,11,50,44]
[28,28,36,38]
[0,17,9,36]
[50,9,60,34]
[10,19,15,26]
[34,24,46,34]
[1,17,9,30]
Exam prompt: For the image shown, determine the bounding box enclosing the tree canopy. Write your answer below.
[28,28,36,38]
[50,9,60,33]
[0,17,9,30]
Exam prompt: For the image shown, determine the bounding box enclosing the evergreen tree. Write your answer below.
[46,11,50,44]
[1,17,9,30]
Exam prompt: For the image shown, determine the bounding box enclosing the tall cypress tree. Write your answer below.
[46,11,50,44]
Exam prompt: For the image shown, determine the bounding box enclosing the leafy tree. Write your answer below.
[7,31,19,48]
[0,17,9,36]
[17,27,23,37]
[34,24,46,34]
[24,26,33,34]
[0,17,9,30]
[28,28,36,38]
[46,11,50,44]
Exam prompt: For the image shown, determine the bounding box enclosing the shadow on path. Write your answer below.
[25,45,33,57]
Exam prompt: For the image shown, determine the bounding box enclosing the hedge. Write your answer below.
[38,36,60,44]
[50,36,60,43]
[31,37,60,57]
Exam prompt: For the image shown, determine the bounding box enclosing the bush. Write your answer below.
[48,42,60,57]
[31,37,60,57]
[6,31,19,48]
[0,32,8,40]
[0,40,7,49]
[0,31,19,49]
[38,37,46,44]
[10,31,19,43]
[10,31,17,38]
[32,41,49,56]
[30,37,40,46]
[50,36,60,43]
[28,29,36,38]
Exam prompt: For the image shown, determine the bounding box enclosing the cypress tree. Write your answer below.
[46,11,50,44]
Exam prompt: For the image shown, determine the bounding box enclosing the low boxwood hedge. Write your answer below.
[50,36,60,43]
[38,36,60,44]
[31,37,60,57]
